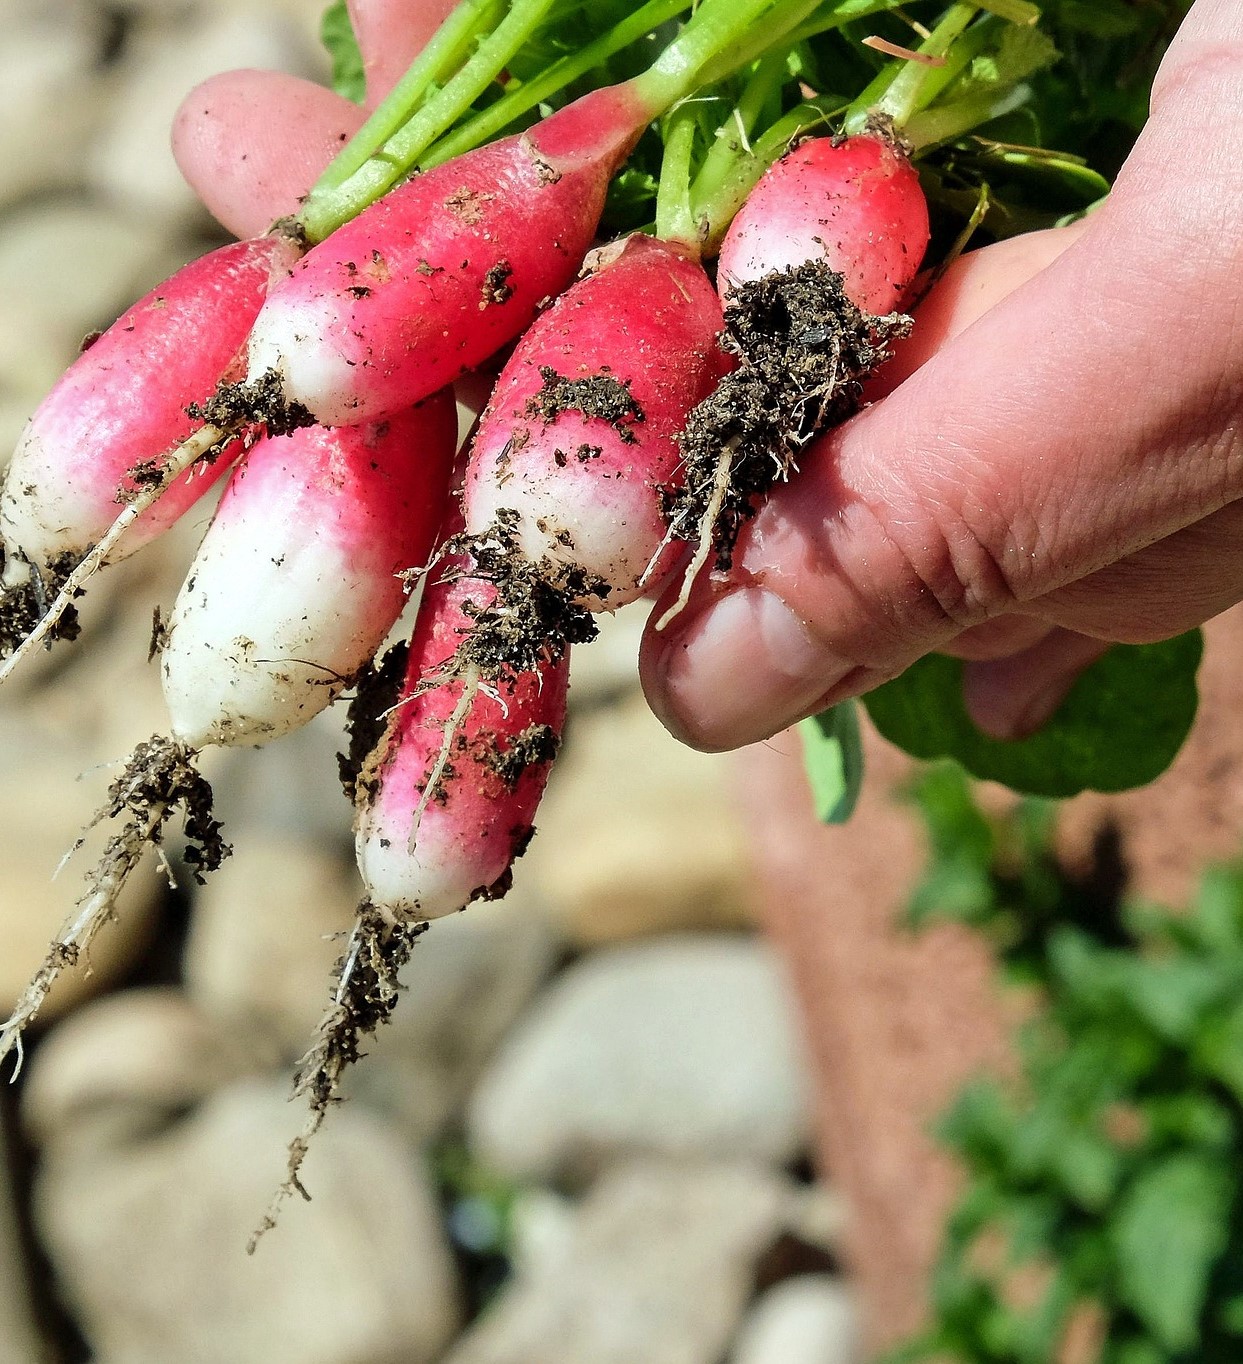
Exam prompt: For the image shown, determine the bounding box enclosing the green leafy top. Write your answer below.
[892,773,1243,1364]
[321,0,366,104]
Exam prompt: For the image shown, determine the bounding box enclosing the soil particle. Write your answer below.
[668,259,911,568]
[186,368,314,441]
[524,366,644,442]
[147,605,169,663]
[488,723,561,790]
[339,643,409,802]
[0,550,82,658]
[445,186,494,224]
[480,259,514,308]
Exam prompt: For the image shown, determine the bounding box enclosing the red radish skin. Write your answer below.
[356,569,568,923]
[246,84,656,426]
[717,135,931,312]
[162,392,456,751]
[1,236,299,573]
[463,234,732,607]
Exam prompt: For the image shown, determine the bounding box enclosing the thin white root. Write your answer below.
[0,421,227,689]
[0,797,170,1076]
[653,449,734,633]
[409,664,480,849]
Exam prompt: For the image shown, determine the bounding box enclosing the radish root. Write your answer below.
[0,737,228,1075]
[250,906,426,1253]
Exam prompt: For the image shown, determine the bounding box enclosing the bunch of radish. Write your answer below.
[0,0,1056,1227]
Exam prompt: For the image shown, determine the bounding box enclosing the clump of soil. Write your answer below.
[441,511,602,682]
[0,736,228,1072]
[0,550,82,658]
[667,260,911,570]
[338,643,409,802]
[524,366,644,442]
[488,722,561,789]
[480,260,514,308]
[186,368,313,442]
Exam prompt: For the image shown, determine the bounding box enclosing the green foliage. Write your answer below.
[891,768,1243,1363]
[320,0,366,104]
[863,633,1203,798]
[800,700,865,824]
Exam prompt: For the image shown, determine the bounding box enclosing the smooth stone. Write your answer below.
[443,1160,792,1364]
[468,935,812,1181]
[31,1075,461,1364]
[88,6,310,225]
[731,1276,861,1364]
[525,692,756,942]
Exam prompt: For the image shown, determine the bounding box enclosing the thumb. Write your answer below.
[641,33,1243,750]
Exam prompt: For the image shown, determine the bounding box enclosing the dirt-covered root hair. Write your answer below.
[655,260,912,630]
[0,736,228,1074]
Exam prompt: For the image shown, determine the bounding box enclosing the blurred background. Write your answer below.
[0,3,846,1361]
[3,2,1243,1363]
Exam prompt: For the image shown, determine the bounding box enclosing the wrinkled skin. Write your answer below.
[174,1,1243,749]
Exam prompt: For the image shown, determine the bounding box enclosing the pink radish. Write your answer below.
[0,394,457,1071]
[462,233,731,609]
[246,84,659,427]
[717,134,930,310]
[655,132,930,628]
[162,393,457,749]
[0,236,299,651]
[263,557,569,1244]
[354,567,569,923]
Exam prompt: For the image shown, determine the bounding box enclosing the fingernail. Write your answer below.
[652,587,850,749]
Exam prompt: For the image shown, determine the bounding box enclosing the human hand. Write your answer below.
[171,0,456,238]
[639,0,1243,752]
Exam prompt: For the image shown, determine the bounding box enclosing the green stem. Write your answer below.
[686,0,913,248]
[691,49,789,208]
[903,81,1031,148]
[633,0,820,116]
[843,2,980,135]
[313,0,506,195]
[299,0,560,241]
[420,0,694,170]
[654,101,701,247]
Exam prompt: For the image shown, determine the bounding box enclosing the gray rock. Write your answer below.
[183,833,359,1054]
[731,1276,861,1364]
[444,1160,792,1364]
[22,989,266,1151]
[0,19,104,209]
[0,1120,42,1364]
[524,693,756,942]
[88,5,309,225]
[32,1075,461,1364]
[185,837,561,1142]
[467,935,812,1181]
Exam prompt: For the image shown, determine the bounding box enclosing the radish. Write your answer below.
[0,0,828,675]
[353,567,569,923]
[462,232,732,609]
[716,134,931,312]
[653,129,932,629]
[161,395,455,748]
[0,393,457,1071]
[250,554,570,1245]
[0,235,299,659]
